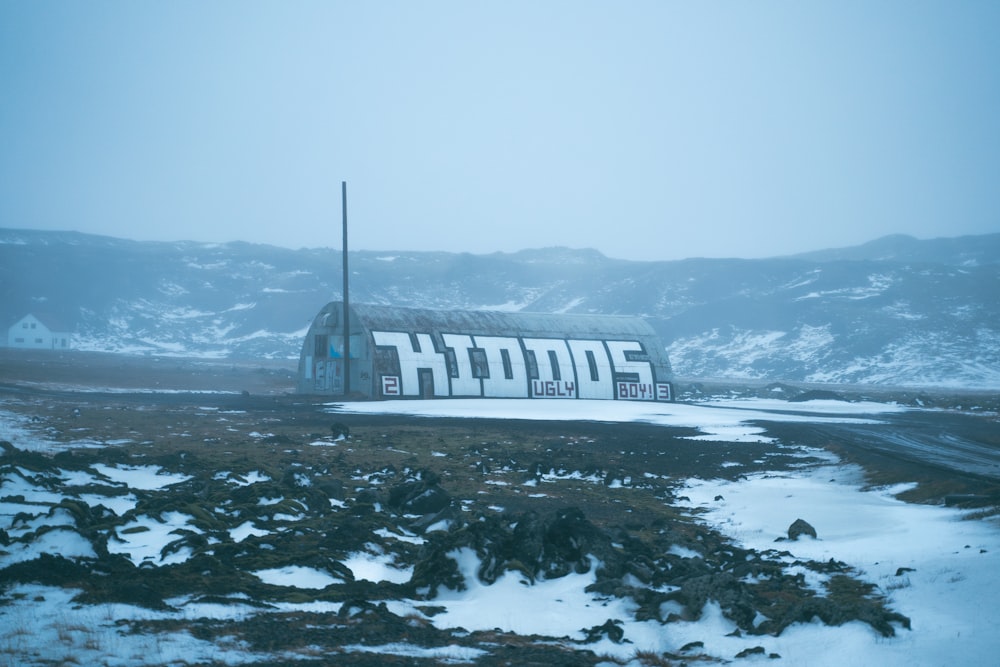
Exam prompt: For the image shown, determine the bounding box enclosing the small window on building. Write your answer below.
[525,350,538,379]
[624,347,649,362]
[547,350,561,381]
[30,323,36,329]
[314,334,328,358]
[22,323,28,329]
[347,334,364,360]
[445,349,459,378]
[585,350,599,381]
[374,346,400,376]
[500,349,513,380]
[14,337,24,343]
[35,338,43,344]
[469,348,489,378]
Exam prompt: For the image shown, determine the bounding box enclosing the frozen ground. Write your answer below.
[328,398,1000,666]
[335,396,907,443]
[1,395,998,665]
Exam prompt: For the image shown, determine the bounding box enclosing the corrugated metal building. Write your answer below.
[298,302,673,401]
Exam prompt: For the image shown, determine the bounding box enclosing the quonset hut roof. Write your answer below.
[347,303,661,340]
[299,301,673,401]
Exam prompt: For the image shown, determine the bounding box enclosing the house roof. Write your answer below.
[8,312,73,333]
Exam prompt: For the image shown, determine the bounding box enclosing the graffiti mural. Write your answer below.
[298,302,674,401]
[372,332,671,401]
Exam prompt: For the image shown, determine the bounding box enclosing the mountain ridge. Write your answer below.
[2,229,998,388]
[786,232,1000,265]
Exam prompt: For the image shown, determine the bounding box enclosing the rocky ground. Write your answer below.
[1,350,998,665]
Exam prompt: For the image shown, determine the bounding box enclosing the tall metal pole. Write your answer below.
[341,181,350,395]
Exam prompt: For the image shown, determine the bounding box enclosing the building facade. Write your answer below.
[298,302,673,401]
[6,314,72,350]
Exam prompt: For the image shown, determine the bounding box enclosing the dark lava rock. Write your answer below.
[787,518,817,540]
[410,507,622,596]
[387,469,452,516]
[409,543,466,596]
[314,477,346,501]
[534,507,609,577]
[667,571,758,626]
[582,619,625,643]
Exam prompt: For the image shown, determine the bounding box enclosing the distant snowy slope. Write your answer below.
[788,232,1000,265]
[1,229,998,387]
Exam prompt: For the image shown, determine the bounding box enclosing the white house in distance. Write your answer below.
[6,314,72,350]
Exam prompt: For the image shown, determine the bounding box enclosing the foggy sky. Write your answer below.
[1,1,998,262]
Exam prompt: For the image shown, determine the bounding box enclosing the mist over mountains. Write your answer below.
[2,229,998,388]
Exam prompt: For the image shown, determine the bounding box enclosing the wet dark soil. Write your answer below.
[1,350,998,665]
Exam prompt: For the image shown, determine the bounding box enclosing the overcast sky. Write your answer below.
[1,2,998,261]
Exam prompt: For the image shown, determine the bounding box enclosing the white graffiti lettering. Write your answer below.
[371,331,449,397]
[441,333,482,396]
[474,335,526,398]
[373,331,670,401]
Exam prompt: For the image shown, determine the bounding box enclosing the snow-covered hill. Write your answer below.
[1,229,998,387]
